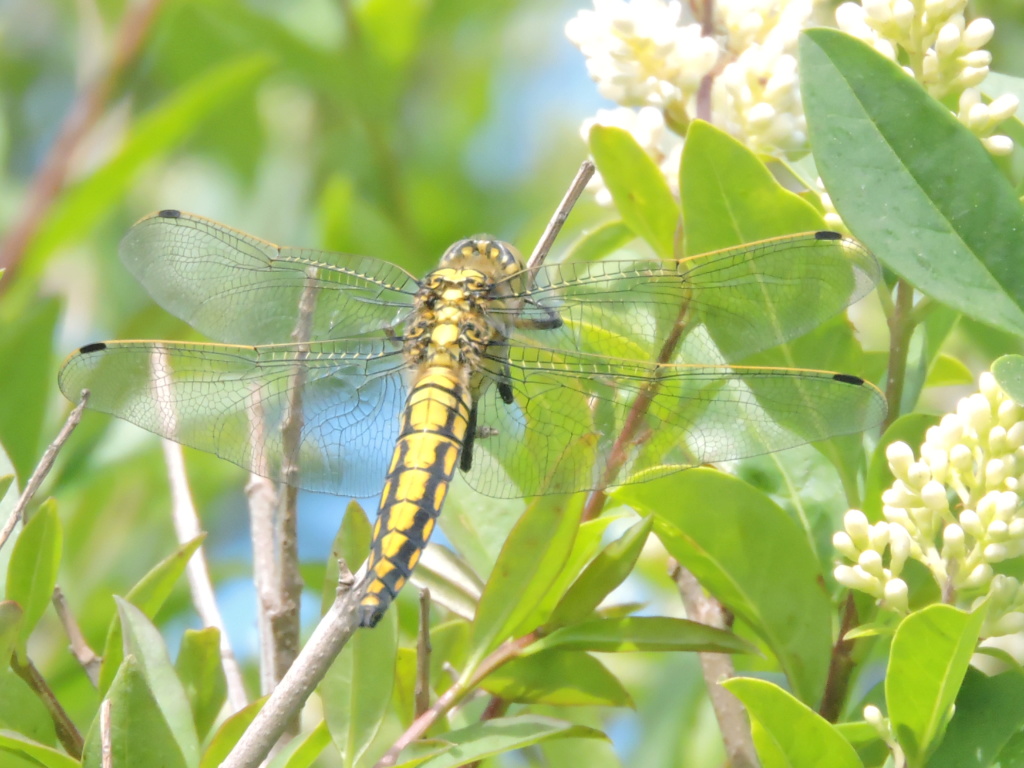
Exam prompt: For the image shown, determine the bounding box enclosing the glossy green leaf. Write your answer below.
[680,119,824,257]
[0,670,56,748]
[5,499,61,652]
[887,605,985,766]
[0,298,59,487]
[928,666,1024,768]
[175,628,227,742]
[588,125,680,258]
[924,354,975,388]
[801,28,1024,335]
[392,715,606,768]
[565,220,636,263]
[528,616,754,656]
[319,599,397,768]
[467,494,584,669]
[546,516,653,628]
[100,535,205,694]
[25,56,272,271]
[723,678,862,768]
[82,655,190,768]
[0,730,77,768]
[116,599,200,766]
[267,721,332,768]
[481,650,632,707]
[322,501,372,615]
[199,698,265,768]
[993,355,1024,406]
[618,468,832,704]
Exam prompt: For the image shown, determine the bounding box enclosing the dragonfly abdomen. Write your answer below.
[358,367,472,628]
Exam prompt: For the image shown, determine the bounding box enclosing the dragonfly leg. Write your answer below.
[460,404,478,472]
[515,299,562,330]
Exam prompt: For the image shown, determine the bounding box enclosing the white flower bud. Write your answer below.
[980,372,999,397]
[936,22,962,55]
[883,505,913,528]
[966,102,991,130]
[987,458,1008,486]
[938,414,966,445]
[962,562,994,589]
[887,441,915,477]
[888,523,912,573]
[943,523,967,557]
[982,135,1014,155]
[959,87,982,112]
[991,612,1024,635]
[962,393,994,434]
[845,508,871,544]
[864,704,887,733]
[907,461,931,489]
[950,443,973,472]
[962,17,995,49]
[863,0,892,22]
[984,542,1008,561]
[883,481,919,508]
[859,549,885,576]
[920,480,949,510]
[960,509,985,538]
[989,519,1010,540]
[990,425,1009,454]
[959,50,994,69]
[999,398,1022,426]
[893,0,915,26]
[836,3,868,30]
[835,564,882,594]
[833,530,860,560]
[997,491,1020,517]
[1009,518,1024,539]
[989,94,1020,122]
[957,66,990,89]
[884,578,910,612]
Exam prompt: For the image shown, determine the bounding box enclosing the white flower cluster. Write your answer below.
[836,0,1017,155]
[834,373,1024,636]
[566,0,816,204]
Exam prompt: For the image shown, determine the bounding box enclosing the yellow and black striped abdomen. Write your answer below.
[358,367,472,628]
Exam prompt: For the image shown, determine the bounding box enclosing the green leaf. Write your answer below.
[0,602,23,663]
[5,499,61,653]
[723,678,862,768]
[565,221,636,263]
[319,600,397,768]
[924,354,975,388]
[588,125,680,258]
[481,650,632,706]
[175,628,227,742]
[321,501,372,615]
[546,516,653,628]
[116,599,201,767]
[408,545,482,623]
[861,413,934,521]
[0,298,60,487]
[993,354,1024,406]
[680,120,824,257]
[0,670,57,748]
[527,616,754,655]
[392,715,606,768]
[467,494,584,669]
[99,535,205,694]
[82,655,191,768]
[267,721,332,768]
[199,698,265,768]
[617,468,832,705]
[928,666,1024,768]
[800,28,1024,335]
[25,56,272,271]
[887,604,985,766]
[0,730,77,768]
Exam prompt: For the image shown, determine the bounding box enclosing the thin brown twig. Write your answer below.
[100,698,112,768]
[52,586,101,687]
[0,391,89,552]
[526,161,595,272]
[818,592,859,722]
[0,0,164,277]
[882,279,915,431]
[415,588,432,718]
[10,652,84,758]
[671,561,759,768]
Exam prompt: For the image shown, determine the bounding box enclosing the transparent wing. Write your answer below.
[120,211,419,345]
[461,346,887,498]
[503,232,880,362]
[58,337,408,497]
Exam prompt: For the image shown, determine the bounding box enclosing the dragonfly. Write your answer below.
[59,210,887,627]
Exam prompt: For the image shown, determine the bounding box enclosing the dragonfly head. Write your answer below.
[439,238,524,281]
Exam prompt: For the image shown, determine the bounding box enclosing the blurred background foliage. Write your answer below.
[3,0,1024,766]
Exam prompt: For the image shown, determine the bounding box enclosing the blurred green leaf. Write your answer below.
[393,715,606,768]
[0,729,76,768]
[25,55,272,271]
[994,354,1024,405]
[175,628,227,742]
[723,677,862,768]
[0,669,57,749]
[320,598,397,768]
[887,605,985,766]
[528,616,755,656]
[267,721,332,768]
[467,494,584,670]
[801,29,1024,335]
[929,666,1024,768]
[199,698,265,768]
[588,125,679,258]
[481,650,632,706]
[0,602,23,663]
[618,468,832,705]
[116,599,200,766]
[680,120,823,256]
[924,353,975,388]
[5,499,61,653]
[565,221,636,263]
[100,535,205,694]
[546,516,652,628]
[321,501,372,615]
[82,655,191,768]
[0,297,59,487]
